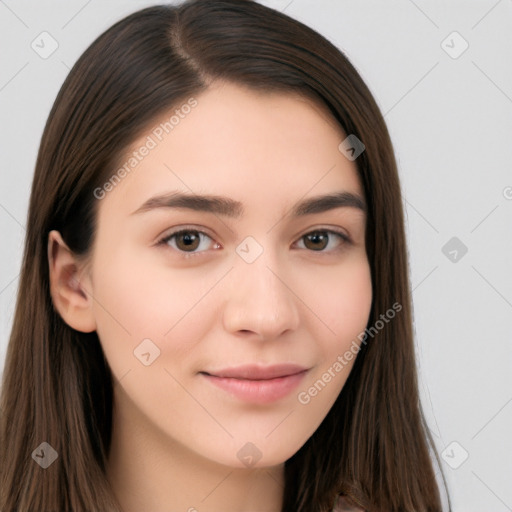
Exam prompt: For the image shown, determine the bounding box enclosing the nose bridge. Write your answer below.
[222,240,300,337]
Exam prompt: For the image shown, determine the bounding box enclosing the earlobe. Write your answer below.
[47,230,97,333]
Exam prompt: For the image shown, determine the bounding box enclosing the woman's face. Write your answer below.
[84,81,372,468]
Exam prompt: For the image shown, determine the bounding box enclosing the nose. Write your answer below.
[221,248,300,340]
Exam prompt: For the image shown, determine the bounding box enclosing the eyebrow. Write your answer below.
[131,190,367,217]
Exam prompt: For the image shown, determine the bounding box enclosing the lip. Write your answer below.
[200,364,309,404]
[203,363,308,380]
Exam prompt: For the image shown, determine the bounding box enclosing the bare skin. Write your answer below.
[48,81,372,512]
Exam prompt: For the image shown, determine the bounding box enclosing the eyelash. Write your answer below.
[156,226,352,257]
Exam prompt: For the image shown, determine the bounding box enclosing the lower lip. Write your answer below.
[201,371,308,404]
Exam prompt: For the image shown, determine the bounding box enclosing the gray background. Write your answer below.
[1,1,511,511]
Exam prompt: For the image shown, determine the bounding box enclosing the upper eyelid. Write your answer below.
[157,226,216,243]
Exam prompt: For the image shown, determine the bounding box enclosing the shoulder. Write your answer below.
[333,495,366,512]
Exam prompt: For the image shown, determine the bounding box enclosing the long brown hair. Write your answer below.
[0,1,451,510]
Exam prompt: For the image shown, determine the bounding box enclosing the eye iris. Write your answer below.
[304,231,328,251]
[176,231,200,251]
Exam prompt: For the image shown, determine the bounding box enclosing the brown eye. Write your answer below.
[159,229,218,254]
[296,229,350,253]
[303,231,329,251]
[175,231,201,251]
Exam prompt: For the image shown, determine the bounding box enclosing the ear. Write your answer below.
[47,230,96,333]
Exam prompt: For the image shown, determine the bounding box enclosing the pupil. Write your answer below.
[183,234,195,245]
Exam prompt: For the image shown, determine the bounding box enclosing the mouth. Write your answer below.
[201,363,308,380]
[199,364,309,404]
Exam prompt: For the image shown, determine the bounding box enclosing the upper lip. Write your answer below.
[202,364,308,380]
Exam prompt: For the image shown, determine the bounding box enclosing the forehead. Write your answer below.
[99,81,363,217]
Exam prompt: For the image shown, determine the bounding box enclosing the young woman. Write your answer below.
[0,1,451,511]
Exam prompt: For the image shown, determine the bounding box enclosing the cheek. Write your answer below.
[305,255,373,348]
[294,258,372,414]
[89,249,220,375]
